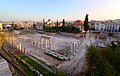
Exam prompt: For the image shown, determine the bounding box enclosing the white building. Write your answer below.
[95,21,120,32]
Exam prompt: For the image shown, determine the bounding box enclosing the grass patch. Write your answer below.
[20,55,54,76]
[19,31,35,35]
[16,59,36,76]
[15,51,53,76]
[15,51,66,76]
[15,69,25,76]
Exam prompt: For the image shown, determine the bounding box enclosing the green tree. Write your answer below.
[43,18,45,31]
[62,19,65,26]
[84,14,89,31]
[56,20,59,32]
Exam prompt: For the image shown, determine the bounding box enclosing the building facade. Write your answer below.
[94,21,120,32]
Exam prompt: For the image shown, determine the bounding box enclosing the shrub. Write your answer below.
[44,25,80,33]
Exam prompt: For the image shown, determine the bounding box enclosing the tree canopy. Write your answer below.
[86,41,120,76]
[62,19,65,26]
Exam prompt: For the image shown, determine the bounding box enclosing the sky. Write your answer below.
[0,0,120,21]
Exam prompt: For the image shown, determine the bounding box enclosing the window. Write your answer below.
[104,28,106,31]
[101,28,103,31]
[114,25,116,27]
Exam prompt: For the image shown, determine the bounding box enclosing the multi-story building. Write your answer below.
[95,21,120,32]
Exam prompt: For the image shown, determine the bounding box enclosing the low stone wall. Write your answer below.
[44,32,57,36]
[59,32,85,38]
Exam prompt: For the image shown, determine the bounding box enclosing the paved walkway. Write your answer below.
[0,58,12,76]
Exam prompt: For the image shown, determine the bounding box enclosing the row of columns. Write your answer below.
[21,35,52,52]
[7,36,26,54]
[70,42,80,56]
[40,37,52,51]
[70,40,85,57]
[7,36,85,60]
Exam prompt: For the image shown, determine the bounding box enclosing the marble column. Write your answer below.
[10,37,12,45]
[70,42,73,53]
[31,41,34,45]
[16,44,19,49]
[49,39,52,51]
[41,38,44,49]
[40,38,42,48]
[73,42,76,54]
[12,38,15,46]
[45,39,47,51]
[71,42,75,56]
[19,44,22,51]
[74,42,78,53]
